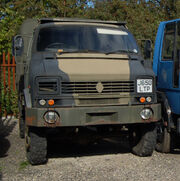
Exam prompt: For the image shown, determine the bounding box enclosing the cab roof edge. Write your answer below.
[39,18,126,26]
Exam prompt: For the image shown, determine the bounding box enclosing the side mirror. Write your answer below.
[12,35,24,56]
[144,40,152,59]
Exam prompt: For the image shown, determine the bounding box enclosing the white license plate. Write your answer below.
[137,79,152,93]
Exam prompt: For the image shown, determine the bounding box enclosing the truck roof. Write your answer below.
[40,18,126,26]
[19,18,126,35]
[160,18,180,24]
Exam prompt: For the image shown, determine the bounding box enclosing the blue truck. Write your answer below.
[153,19,180,152]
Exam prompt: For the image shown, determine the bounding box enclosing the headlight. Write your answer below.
[44,111,60,124]
[140,108,153,120]
[137,79,153,93]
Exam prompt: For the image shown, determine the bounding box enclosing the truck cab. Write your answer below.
[13,18,161,164]
[153,19,180,152]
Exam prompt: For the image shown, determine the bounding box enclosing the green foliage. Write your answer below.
[0,0,90,53]
[0,2,25,54]
[84,0,180,44]
[1,0,180,53]
[0,82,18,116]
[19,160,30,170]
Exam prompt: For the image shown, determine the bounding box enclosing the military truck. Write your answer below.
[13,18,161,165]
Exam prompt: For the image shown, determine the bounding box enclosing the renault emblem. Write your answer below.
[96,82,104,93]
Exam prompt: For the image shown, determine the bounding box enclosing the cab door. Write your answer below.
[157,20,180,114]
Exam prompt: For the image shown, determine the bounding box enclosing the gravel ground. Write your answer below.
[0,118,180,181]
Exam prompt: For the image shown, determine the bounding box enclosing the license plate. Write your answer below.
[137,79,152,93]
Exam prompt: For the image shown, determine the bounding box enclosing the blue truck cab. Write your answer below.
[153,19,180,152]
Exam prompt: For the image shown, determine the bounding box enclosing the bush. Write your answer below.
[0,82,18,117]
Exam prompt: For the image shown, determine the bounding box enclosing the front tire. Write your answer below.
[26,128,47,165]
[19,118,25,138]
[18,99,25,138]
[129,123,157,157]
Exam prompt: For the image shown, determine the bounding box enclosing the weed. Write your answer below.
[19,161,30,170]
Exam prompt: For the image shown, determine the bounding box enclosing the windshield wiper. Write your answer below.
[60,49,105,54]
[106,49,137,55]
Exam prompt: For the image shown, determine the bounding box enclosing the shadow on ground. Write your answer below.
[171,134,180,154]
[172,139,180,154]
[0,117,17,157]
[47,132,180,159]
[48,136,131,159]
[0,172,2,181]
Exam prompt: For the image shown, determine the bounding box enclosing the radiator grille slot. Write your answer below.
[37,79,58,94]
[62,81,134,94]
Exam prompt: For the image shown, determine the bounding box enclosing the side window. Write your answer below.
[162,23,175,60]
[174,21,180,87]
[177,22,180,53]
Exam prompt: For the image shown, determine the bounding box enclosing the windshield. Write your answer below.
[37,25,139,54]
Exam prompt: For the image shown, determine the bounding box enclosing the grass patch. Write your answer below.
[19,161,30,170]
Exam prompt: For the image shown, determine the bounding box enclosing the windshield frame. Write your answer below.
[32,22,140,56]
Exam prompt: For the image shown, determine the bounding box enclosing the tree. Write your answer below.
[1,0,180,53]
[0,0,89,53]
[0,1,24,52]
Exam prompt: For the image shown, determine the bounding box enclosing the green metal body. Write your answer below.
[13,18,161,128]
[26,104,161,127]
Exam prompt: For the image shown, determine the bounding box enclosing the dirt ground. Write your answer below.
[0,118,180,181]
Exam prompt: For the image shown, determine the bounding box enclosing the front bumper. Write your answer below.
[25,104,161,127]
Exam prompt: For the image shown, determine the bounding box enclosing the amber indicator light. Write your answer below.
[48,99,55,106]
[140,97,146,103]
[58,49,63,53]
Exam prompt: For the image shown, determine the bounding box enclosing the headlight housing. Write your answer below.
[44,111,60,124]
[36,77,60,95]
[137,78,153,93]
[140,108,153,120]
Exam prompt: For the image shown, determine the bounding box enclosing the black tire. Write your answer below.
[19,118,25,138]
[156,127,171,153]
[129,123,157,157]
[26,128,47,165]
[18,99,25,138]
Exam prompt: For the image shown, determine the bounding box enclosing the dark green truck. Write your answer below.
[13,18,161,164]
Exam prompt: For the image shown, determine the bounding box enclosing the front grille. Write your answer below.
[39,82,57,92]
[37,79,58,94]
[61,81,134,94]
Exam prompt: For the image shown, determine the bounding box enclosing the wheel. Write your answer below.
[26,128,47,165]
[18,100,25,138]
[129,123,157,157]
[19,117,25,138]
